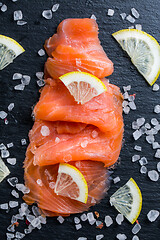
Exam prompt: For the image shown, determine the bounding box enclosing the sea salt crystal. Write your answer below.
[41,126,50,136]
[139,126,146,135]
[0,143,6,150]
[90,14,97,20]
[1,4,7,12]
[7,177,18,187]
[6,233,14,239]
[14,10,23,20]
[74,217,80,224]
[107,9,114,16]
[151,118,159,126]
[55,137,60,143]
[104,215,113,227]
[31,217,41,228]
[1,149,10,158]
[155,149,160,158]
[7,224,15,232]
[128,26,134,29]
[87,212,96,225]
[140,165,147,174]
[27,214,35,222]
[157,162,160,172]
[132,121,139,130]
[38,49,45,56]
[75,223,82,230]
[21,75,31,85]
[148,170,159,181]
[131,8,140,18]
[132,223,141,234]
[0,111,7,119]
[123,85,131,92]
[137,117,145,127]
[16,183,30,194]
[123,106,130,114]
[9,201,19,208]
[52,3,59,12]
[81,140,88,148]
[15,232,25,239]
[134,145,142,151]
[129,101,136,110]
[135,24,142,30]
[116,233,127,240]
[21,139,27,145]
[147,210,159,222]
[36,72,44,80]
[37,179,43,186]
[145,123,151,129]
[37,79,45,87]
[13,73,22,80]
[91,130,98,138]
[96,235,104,240]
[139,157,148,166]
[116,214,124,225]
[152,84,159,91]
[15,213,25,220]
[0,203,8,210]
[154,105,160,113]
[154,124,160,131]
[123,92,129,99]
[8,103,15,111]
[80,213,87,221]
[133,130,142,140]
[120,13,126,20]
[42,10,52,19]
[122,100,128,108]
[49,182,55,189]
[11,190,19,198]
[7,158,16,165]
[128,95,135,102]
[57,216,64,224]
[14,84,25,91]
[39,215,47,224]
[126,15,135,23]
[78,238,87,240]
[113,176,120,184]
[132,236,139,240]
[132,155,140,162]
[17,20,27,25]
[32,206,40,217]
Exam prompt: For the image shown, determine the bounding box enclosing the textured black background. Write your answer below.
[0,0,160,239]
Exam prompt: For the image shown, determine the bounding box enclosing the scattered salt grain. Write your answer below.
[15,213,24,220]
[107,9,114,16]
[157,162,160,172]
[14,84,25,91]
[137,117,145,127]
[0,111,7,119]
[139,157,148,166]
[128,95,135,102]
[1,149,10,158]
[132,121,139,130]
[57,216,64,224]
[113,176,120,184]
[123,85,131,92]
[14,10,23,20]
[151,118,159,126]
[152,83,159,91]
[27,214,35,222]
[16,183,30,194]
[104,215,113,227]
[0,143,6,150]
[116,214,124,225]
[128,26,134,29]
[38,49,45,56]
[7,177,18,187]
[120,13,126,20]
[155,149,160,158]
[36,179,43,186]
[131,8,140,18]
[32,205,40,217]
[0,3,2,7]
[21,139,27,145]
[129,101,136,110]
[74,217,80,224]
[116,233,127,240]
[145,123,151,129]
[148,170,159,181]
[132,155,140,162]
[13,73,22,80]
[126,15,135,23]
[9,201,19,208]
[133,130,142,140]
[17,20,27,25]
[75,223,82,230]
[81,140,88,148]
[154,105,160,113]
[39,215,47,224]
[154,124,160,131]
[91,130,98,138]
[123,92,129,99]
[80,213,87,221]
[87,212,96,225]
[1,4,7,12]
[37,79,45,87]
[7,224,15,233]
[15,231,25,239]
[140,165,147,174]
[90,14,96,20]
[55,137,60,143]
[6,233,14,239]
[96,234,104,240]
[7,158,16,165]
[132,223,141,234]
[41,126,50,136]
[21,75,31,85]
[11,189,19,198]
[123,106,130,114]
[49,182,55,189]
[31,217,41,228]
[8,103,15,112]
[36,72,44,80]
[42,10,52,19]
[132,236,139,240]
[134,145,142,151]
[135,24,142,30]
[52,3,59,12]
[0,203,8,210]
[147,210,159,222]
[78,238,87,240]
[122,101,129,108]
[96,220,102,226]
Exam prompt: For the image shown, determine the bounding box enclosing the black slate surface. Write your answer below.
[0,0,160,239]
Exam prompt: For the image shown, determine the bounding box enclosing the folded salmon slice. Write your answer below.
[44,18,113,79]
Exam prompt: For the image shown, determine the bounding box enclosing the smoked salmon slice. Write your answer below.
[44,18,114,79]
[23,18,124,217]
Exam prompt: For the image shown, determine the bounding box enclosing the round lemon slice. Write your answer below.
[54,163,88,203]
[110,178,142,224]
[59,71,107,104]
[0,35,25,70]
[112,29,160,86]
[0,157,10,183]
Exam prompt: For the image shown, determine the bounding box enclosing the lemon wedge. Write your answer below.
[59,71,107,104]
[112,29,160,86]
[54,163,88,203]
[0,157,10,183]
[0,35,25,70]
[110,178,142,224]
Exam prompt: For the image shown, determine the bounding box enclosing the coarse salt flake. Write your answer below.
[41,126,50,136]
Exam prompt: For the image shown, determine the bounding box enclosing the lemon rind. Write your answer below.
[0,35,25,56]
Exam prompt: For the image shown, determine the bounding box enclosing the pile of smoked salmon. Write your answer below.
[23,18,124,217]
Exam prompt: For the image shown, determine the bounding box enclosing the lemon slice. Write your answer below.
[54,163,88,203]
[0,157,10,183]
[59,71,107,104]
[112,29,160,86]
[0,35,25,70]
[110,178,142,224]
